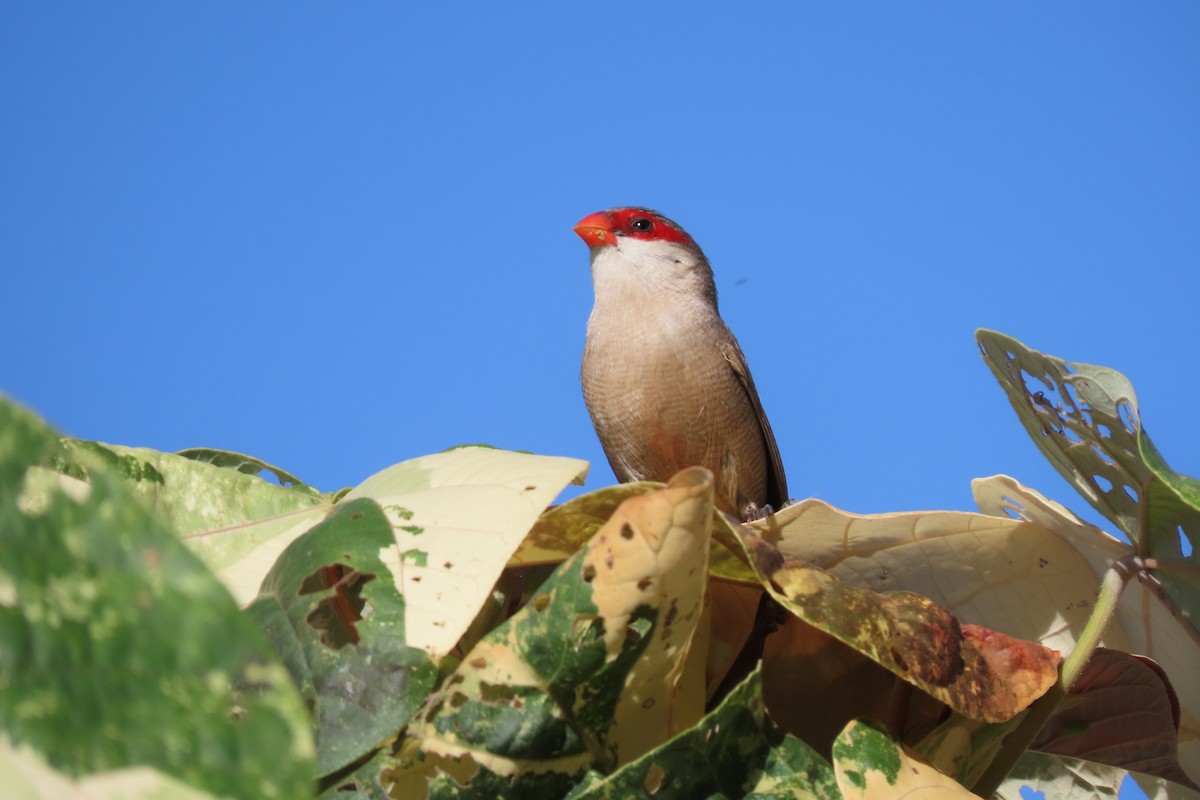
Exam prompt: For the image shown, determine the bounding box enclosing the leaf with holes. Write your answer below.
[737,528,1060,723]
[247,498,438,776]
[388,468,715,798]
[1031,648,1197,790]
[565,669,837,800]
[832,719,976,799]
[976,329,1146,536]
[0,398,314,799]
[994,752,1126,800]
[1140,447,1200,635]
[974,476,1200,779]
[206,447,588,619]
[976,330,1199,585]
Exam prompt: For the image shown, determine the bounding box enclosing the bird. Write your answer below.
[573,207,787,520]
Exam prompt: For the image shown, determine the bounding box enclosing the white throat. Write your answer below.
[588,237,715,313]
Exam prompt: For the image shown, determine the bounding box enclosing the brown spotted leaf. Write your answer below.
[739,531,1059,723]
[388,468,715,798]
[744,492,1128,657]
[517,483,763,700]
[514,482,658,565]
[515,482,756,583]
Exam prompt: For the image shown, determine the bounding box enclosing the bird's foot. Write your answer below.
[741,502,775,522]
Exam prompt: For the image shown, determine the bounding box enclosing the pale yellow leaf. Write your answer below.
[201,506,332,605]
[0,738,218,800]
[592,467,714,764]
[349,447,588,658]
[973,475,1200,784]
[834,720,980,799]
[751,485,1131,656]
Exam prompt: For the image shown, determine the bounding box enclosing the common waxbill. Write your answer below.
[574,207,787,520]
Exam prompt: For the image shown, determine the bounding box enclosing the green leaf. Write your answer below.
[833,719,977,798]
[565,670,837,800]
[176,447,320,495]
[976,330,1148,538]
[248,498,438,776]
[976,330,1200,640]
[316,749,394,799]
[50,439,326,574]
[0,397,313,799]
[69,440,333,600]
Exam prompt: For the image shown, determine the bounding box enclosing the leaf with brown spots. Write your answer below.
[515,481,757,582]
[388,468,716,798]
[738,530,1059,723]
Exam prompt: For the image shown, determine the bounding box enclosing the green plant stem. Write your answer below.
[971,555,1137,797]
[1141,557,1200,576]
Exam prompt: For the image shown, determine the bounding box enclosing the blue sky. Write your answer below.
[2,5,1196,794]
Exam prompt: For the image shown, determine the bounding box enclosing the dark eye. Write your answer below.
[630,217,653,232]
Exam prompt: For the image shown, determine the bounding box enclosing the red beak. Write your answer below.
[573,211,616,248]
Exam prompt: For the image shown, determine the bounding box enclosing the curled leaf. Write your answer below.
[392,467,715,796]
[739,531,1059,722]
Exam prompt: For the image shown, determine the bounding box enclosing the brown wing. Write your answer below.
[722,340,788,510]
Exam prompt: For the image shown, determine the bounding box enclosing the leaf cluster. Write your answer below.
[1,331,1197,799]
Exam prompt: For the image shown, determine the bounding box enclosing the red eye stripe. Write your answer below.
[607,208,695,247]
